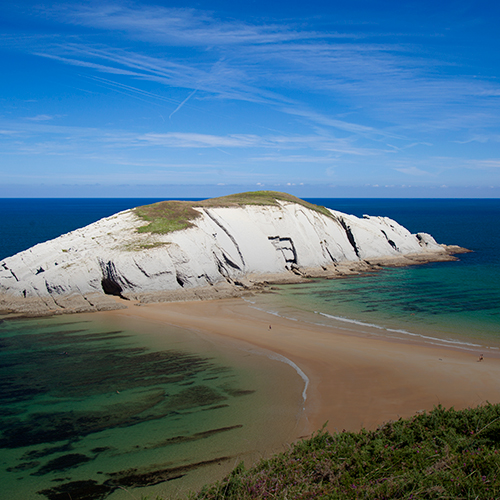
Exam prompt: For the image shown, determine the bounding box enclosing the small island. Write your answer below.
[0,191,465,317]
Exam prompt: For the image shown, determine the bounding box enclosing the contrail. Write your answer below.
[169,89,197,119]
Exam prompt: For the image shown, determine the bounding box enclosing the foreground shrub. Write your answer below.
[191,404,500,499]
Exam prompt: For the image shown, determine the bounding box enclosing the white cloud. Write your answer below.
[25,114,56,122]
[467,159,500,169]
[394,166,434,176]
[137,132,261,148]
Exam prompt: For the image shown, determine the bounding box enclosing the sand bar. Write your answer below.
[104,297,500,438]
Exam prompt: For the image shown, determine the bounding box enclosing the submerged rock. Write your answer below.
[0,192,464,316]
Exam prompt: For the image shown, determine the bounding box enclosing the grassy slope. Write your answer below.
[188,404,500,500]
[134,191,334,234]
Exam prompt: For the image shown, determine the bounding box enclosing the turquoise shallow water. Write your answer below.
[0,312,303,500]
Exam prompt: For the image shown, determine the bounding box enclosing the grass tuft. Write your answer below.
[135,201,201,234]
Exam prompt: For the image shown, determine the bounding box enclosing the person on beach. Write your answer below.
[478,354,484,362]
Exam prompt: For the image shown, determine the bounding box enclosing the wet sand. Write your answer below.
[105,297,500,438]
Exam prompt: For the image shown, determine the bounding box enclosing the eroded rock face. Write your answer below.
[0,200,453,316]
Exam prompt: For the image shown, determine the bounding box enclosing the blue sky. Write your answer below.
[1,0,499,197]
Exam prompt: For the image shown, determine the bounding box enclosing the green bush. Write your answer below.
[188,404,500,500]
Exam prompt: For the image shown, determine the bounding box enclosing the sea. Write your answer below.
[0,198,499,500]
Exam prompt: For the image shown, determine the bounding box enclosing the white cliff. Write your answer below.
[0,194,462,316]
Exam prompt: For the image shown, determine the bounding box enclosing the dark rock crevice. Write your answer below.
[213,252,230,278]
[268,236,298,267]
[133,259,173,279]
[176,273,187,288]
[198,273,214,285]
[222,252,241,271]
[204,210,246,266]
[381,230,399,252]
[99,260,133,299]
[45,281,66,295]
[339,218,360,257]
[101,277,124,297]
[320,241,337,263]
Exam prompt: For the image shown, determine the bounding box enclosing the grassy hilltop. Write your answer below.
[185,404,500,500]
[134,191,334,234]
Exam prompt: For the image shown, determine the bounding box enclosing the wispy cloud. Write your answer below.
[137,132,261,148]
[60,4,348,46]
[26,3,500,134]
[250,154,337,164]
[169,89,197,119]
[394,166,435,177]
[466,159,500,169]
[25,114,57,121]
[454,134,500,144]
[35,45,286,105]
[0,117,384,159]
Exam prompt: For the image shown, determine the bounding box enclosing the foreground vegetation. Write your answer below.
[188,404,500,499]
[134,191,334,234]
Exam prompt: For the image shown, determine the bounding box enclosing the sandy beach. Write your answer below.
[105,297,500,439]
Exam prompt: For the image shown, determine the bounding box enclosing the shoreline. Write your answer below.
[0,245,469,318]
[103,294,500,438]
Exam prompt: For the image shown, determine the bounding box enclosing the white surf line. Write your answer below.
[316,312,494,350]
[266,352,309,405]
[240,299,308,403]
[242,297,298,321]
[243,297,497,352]
[242,345,309,406]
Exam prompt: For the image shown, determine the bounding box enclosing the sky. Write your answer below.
[1,0,499,198]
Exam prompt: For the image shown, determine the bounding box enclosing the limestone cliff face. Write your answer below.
[0,200,449,316]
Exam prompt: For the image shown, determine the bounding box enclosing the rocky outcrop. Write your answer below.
[0,198,465,316]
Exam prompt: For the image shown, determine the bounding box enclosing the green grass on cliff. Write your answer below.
[134,191,334,234]
[185,404,500,500]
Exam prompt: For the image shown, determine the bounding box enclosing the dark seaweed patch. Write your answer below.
[167,385,227,410]
[106,455,233,488]
[146,424,243,448]
[2,317,251,498]
[6,460,40,472]
[203,404,230,411]
[33,453,92,476]
[0,319,229,449]
[90,447,111,454]
[0,389,167,448]
[222,388,256,397]
[38,456,233,500]
[22,443,74,460]
[38,479,113,500]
